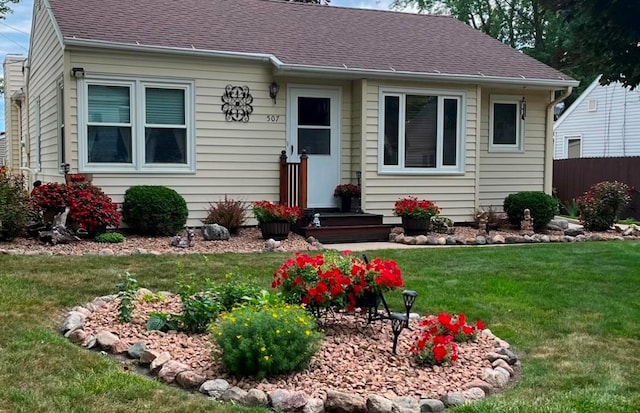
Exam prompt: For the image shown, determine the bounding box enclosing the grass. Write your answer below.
[1,242,640,412]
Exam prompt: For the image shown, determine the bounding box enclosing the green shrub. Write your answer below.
[215,276,263,311]
[116,272,139,323]
[122,186,188,236]
[0,167,32,241]
[503,191,558,231]
[94,232,125,243]
[203,196,248,234]
[578,181,631,231]
[212,303,322,378]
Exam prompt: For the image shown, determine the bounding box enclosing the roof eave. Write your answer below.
[63,38,579,89]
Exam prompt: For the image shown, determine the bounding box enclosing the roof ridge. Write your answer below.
[258,0,455,19]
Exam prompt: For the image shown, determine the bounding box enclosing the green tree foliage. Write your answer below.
[0,0,19,19]
[290,0,330,4]
[540,0,640,89]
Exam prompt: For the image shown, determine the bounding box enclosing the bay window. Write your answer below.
[379,88,465,173]
[79,77,194,173]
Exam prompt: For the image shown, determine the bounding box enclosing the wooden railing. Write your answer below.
[279,150,308,210]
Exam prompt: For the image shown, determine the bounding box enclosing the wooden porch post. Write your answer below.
[299,150,308,210]
[279,150,288,206]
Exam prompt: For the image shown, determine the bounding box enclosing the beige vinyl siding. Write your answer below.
[350,80,363,183]
[28,0,64,182]
[67,50,353,225]
[363,79,478,224]
[3,56,25,170]
[479,90,550,209]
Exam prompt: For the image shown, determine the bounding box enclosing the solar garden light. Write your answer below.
[402,290,418,328]
[390,313,408,354]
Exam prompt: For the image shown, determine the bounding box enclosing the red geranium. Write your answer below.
[393,196,441,219]
[253,200,302,224]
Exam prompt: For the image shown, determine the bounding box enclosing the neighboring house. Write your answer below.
[0,132,6,166]
[553,76,640,159]
[2,55,27,171]
[7,0,577,226]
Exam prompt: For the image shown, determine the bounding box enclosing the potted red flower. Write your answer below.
[253,200,302,240]
[393,196,441,235]
[334,183,360,212]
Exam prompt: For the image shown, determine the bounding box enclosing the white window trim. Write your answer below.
[565,135,582,159]
[489,95,525,153]
[377,86,466,175]
[78,75,196,174]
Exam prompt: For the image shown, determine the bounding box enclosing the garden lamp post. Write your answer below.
[402,290,418,329]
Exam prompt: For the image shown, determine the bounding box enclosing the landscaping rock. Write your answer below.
[82,335,97,349]
[494,367,512,383]
[158,360,190,384]
[436,237,446,245]
[476,235,487,245]
[440,392,465,407]
[62,312,85,333]
[486,351,509,362]
[461,387,486,402]
[241,388,269,407]
[111,340,129,354]
[403,236,417,245]
[564,227,584,237]
[221,386,248,403]
[548,219,569,230]
[70,306,92,317]
[461,379,493,395]
[419,399,444,413]
[126,342,147,359]
[269,389,308,411]
[176,370,206,389]
[96,330,119,350]
[496,347,518,364]
[481,368,509,388]
[394,234,405,244]
[66,329,87,344]
[303,397,325,413]
[492,359,514,376]
[199,378,230,399]
[325,389,367,413]
[99,248,114,256]
[427,236,438,245]
[149,351,172,373]
[392,396,420,413]
[139,349,159,364]
[415,235,428,245]
[366,395,393,413]
[202,224,231,241]
[492,234,505,244]
[445,236,456,245]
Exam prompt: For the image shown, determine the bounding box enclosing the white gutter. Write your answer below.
[64,38,579,89]
[544,86,574,194]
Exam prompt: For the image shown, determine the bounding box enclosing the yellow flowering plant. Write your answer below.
[211,302,322,378]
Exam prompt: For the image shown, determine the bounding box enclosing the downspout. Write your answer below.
[544,87,573,194]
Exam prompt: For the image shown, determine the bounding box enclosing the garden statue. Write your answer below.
[38,207,80,245]
[521,209,534,235]
[476,211,488,236]
[170,228,195,248]
[312,213,321,228]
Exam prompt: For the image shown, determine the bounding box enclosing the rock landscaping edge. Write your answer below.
[61,293,521,412]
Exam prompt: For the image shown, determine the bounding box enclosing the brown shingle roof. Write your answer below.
[48,0,576,85]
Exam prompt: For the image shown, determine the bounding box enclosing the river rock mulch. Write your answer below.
[62,291,520,412]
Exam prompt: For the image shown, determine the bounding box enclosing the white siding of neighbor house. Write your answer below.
[27,0,65,183]
[553,80,640,159]
[66,49,353,225]
[478,90,551,209]
[363,80,478,224]
[3,55,26,170]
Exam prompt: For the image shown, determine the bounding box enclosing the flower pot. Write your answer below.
[354,290,380,308]
[402,217,430,236]
[259,221,290,240]
[340,196,352,213]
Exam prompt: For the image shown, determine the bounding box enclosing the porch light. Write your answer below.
[269,81,280,104]
[520,96,527,120]
[71,67,85,78]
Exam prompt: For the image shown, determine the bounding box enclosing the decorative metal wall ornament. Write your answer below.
[221,85,253,122]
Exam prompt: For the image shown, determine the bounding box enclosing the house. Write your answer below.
[553,76,640,159]
[0,132,6,166]
[6,0,577,227]
[2,55,27,171]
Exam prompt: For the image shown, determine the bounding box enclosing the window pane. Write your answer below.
[145,128,187,164]
[493,103,517,145]
[405,95,437,168]
[298,97,330,126]
[567,139,581,158]
[298,128,330,155]
[443,98,458,166]
[384,96,399,165]
[146,88,185,125]
[88,85,130,123]
[87,126,132,163]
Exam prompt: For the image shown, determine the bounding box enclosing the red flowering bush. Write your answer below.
[253,201,302,224]
[577,181,631,231]
[393,196,441,219]
[272,251,403,310]
[410,313,485,366]
[30,180,120,235]
[333,183,360,198]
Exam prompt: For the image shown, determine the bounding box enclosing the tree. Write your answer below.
[0,0,20,19]
[540,0,640,89]
[289,0,330,4]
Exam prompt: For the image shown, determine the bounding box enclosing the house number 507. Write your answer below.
[266,115,280,122]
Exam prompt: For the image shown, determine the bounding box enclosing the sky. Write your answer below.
[0,0,416,131]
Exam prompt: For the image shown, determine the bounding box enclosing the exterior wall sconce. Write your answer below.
[520,96,527,120]
[269,81,280,104]
[71,67,85,78]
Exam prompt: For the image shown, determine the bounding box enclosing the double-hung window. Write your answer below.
[79,77,195,173]
[489,95,525,152]
[379,88,465,173]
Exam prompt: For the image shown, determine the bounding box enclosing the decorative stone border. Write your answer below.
[61,293,521,412]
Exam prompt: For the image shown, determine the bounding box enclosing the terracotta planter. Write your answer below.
[259,221,290,240]
[340,196,352,213]
[402,216,430,236]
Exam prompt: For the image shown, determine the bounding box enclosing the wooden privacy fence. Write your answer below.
[553,156,640,220]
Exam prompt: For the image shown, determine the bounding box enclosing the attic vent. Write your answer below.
[587,99,597,112]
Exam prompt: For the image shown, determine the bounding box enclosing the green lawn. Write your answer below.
[1,242,639,413]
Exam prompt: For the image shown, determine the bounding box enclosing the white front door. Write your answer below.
[287,86,341,208]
